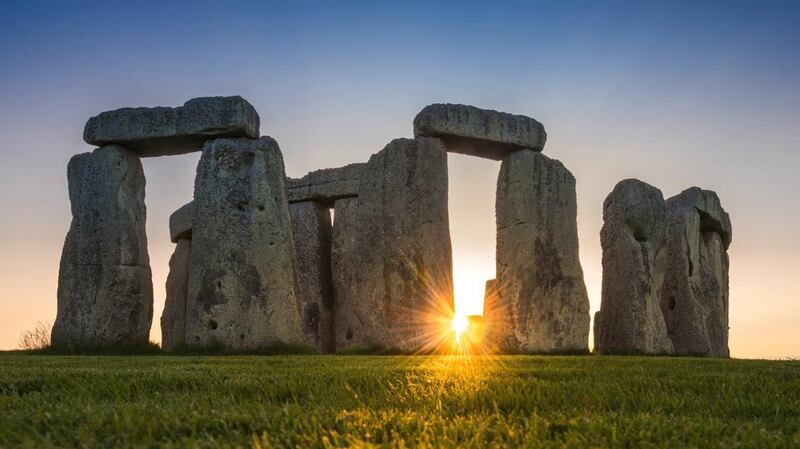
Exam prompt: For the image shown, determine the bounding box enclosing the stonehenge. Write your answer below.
[54,96,732,356]
[594,180,673,354]
[662,188,732,357]
[52,145,153,348]
[491,150,590,353]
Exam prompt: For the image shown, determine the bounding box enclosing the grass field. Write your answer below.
[0,354,798,448]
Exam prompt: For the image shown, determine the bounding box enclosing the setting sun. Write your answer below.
[452,315,468,343]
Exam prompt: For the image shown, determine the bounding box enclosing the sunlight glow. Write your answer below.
[452,315,468,344]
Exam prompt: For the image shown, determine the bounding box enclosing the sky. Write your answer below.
[0,1,797,358]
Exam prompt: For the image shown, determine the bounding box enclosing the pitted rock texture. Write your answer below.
[336,137,454,353]
[84,96,260,157]
[169,201,193,243]
[184,137,304,350]
[594,179,673,354]
[286,163,364,205]
[413,103,546,160]
[661,187,732,357]
[289,201,335,353]
[52,145,153,348]
[330,197,360,352]
[492,149,589,353]
[161,238,191,351]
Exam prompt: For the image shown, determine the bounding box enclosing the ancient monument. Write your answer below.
[52,95,731,356]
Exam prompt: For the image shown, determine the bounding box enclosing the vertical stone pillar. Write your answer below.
[594,179,673,354]
[52,145,153,348]
[161,239,191,351]
[330,197,360,352]
[289,201,335,353]
[662,188,732,357]
[336,137,454,353]
[184,137,303,350]
[493,149,589,353]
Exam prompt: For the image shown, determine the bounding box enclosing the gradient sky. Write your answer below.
[0,1,797,358]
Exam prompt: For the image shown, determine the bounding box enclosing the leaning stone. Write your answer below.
[661,187,732,357]
[330,197,360,352]
[336,137,454,353]
[160,238,191,351]
[52,145,153,348]
[169,201,193,243]
[84,96,260,157]
[286,163,364,205]
[289,201,335,353]
[594,179,673,354]
[184,137,304,350]
[413,103,546,160]
[492,149,589,353]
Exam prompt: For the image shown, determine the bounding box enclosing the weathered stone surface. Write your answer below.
[334,137,454,353]
[52,145,153,348]
[160,238,191,351]
[84,96,260,157]
[169,201,193,243]
[413,103,546,160]
[330,197,360,352]
[491,149,589,353]
[184,137,304,350]
[289,201,334,353]
[594,179,673,354]
[661,187,732,357]
[286,163,364,205]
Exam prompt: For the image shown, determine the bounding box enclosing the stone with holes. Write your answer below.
[492,149,589,353]
[184,137,304,350]
[52,145,153,348]
[594,179,673,354]
[289,201,335,353]
[661,187,732,357]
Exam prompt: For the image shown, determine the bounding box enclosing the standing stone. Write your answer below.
[594,179,673,354]
[289,201,334,353]
[330,197,360,352]
[84,96,260,157]
[184,137,304,350]
[492,149,589,353]
[52,145,153,348]
[661,188,732,357]
[336,137,454,353]
[413,103,546,160]
[161,238,191,351]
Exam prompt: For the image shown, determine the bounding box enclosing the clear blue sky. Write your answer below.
[0,1,798,357]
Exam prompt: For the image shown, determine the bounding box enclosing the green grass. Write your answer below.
[0,355,797,448]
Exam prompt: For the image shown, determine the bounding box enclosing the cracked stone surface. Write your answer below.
[184,137,304,350]
[52,145,153,348]
[84,96,260,157]
[289,201,335,353]
[161,238,191,351]
[594,179,673,354]
[490,149,589,353]
[286,163,364,205]
[413,103,546,160]
[661,187,732,357]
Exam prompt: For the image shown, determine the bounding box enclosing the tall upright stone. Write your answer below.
[184,137,304,350]
[492,149,589,353]
[161,238,191,351]
[52,145,153,348]
[662,188,732,357]
[330,197,360,352]
[594,179,673,354]
[336,137,454,353]
[289,201,334,353]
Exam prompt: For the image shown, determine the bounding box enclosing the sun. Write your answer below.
[452,314,468,343]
